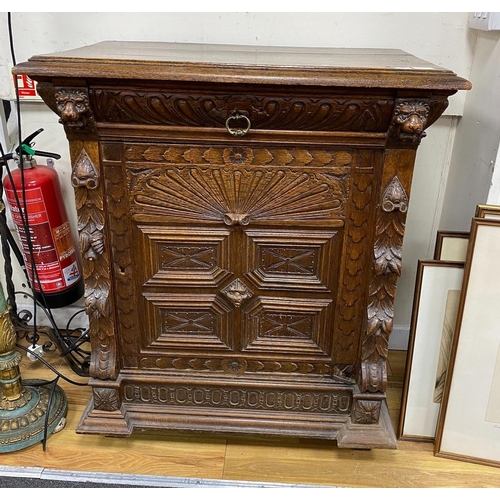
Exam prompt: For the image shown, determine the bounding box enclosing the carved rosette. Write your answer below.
[353,399,382,424]
[54,87,95,133]
[361,176,408,394]
[72,148,116,381]
[93,387,120,412]
[388,99,430,145]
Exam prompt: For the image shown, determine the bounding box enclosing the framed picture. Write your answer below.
[398,260,464,441]
[434,218,500,467]
[475,204,500,221]
[433,230,469,262]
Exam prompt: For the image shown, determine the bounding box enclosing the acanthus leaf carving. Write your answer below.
[73,149,104,262]
[93,89,394,132]
[72,146,116,381]
[361,175,408,394]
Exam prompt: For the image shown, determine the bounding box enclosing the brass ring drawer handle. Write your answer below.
[225,113,251,137]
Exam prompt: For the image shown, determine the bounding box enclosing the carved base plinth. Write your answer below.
[76,379,132,436]
[76,396,351,440]
[336,399,397,450]
[75,374,397,448]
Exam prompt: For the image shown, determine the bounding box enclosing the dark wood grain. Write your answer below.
[14,41,471,90]
[13,41,470,449]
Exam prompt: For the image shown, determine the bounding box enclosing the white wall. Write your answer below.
[0,12,480,344]
[0,12,476,115]
[440,28,500,229]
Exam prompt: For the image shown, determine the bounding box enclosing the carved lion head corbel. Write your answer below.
[54,87,95,132]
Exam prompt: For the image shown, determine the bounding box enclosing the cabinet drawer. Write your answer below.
[91,85,394,133]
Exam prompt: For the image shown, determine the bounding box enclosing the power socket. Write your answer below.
[27,344,44,361]
[469,12,500,31]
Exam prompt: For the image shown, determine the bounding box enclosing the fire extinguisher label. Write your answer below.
[52,221,76,260]
[4,186,81,294]
[62,262,81,286]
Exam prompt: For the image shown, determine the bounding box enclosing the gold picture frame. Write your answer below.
[434,218,500,468]
[398,260,464,442]
[475,204,500,220]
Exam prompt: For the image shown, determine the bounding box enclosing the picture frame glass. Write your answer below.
[399,262,464,440]
[434,231,469,262]
[438,237,469,262]
[436,221,500,465]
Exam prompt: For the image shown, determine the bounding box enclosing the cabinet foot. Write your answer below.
[76,397,133,437]
[336,400,397,449]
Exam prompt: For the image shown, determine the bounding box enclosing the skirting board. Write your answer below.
[388,324,410,351]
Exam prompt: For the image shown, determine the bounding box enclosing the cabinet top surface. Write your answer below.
[15,40,471,90]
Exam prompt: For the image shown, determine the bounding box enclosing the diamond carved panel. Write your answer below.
[136,226,232,287]
[242,297,333,355]
[244,229,339,292]
[142,293,233,351]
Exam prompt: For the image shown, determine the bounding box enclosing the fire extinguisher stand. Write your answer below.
[0,276,68,452]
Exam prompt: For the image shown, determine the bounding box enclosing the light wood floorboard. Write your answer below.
[1,346,500,487]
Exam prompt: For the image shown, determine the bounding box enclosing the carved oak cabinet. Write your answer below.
[14,42,470,449]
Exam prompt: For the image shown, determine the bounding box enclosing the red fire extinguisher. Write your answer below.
[2,129,84,309]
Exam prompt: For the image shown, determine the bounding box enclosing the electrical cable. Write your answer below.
[3,13,89,372]
[0,13,92,452]
[2,14,89,377]
[7,12,39,347]
[14,291,90,376]
[15,343,88,387]
[13,344,89,451]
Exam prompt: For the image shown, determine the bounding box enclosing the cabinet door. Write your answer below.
[105,142,354,377]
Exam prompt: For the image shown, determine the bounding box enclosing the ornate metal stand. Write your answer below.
[0,281,67,453]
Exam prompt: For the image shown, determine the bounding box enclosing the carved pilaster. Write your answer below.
[361,176,408,393]
[72,144,118,381]
[332,151,378,366]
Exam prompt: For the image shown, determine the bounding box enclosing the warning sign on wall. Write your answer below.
[14,74,41,100]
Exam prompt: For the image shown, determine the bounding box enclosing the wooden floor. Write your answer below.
[1,345,500,488]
